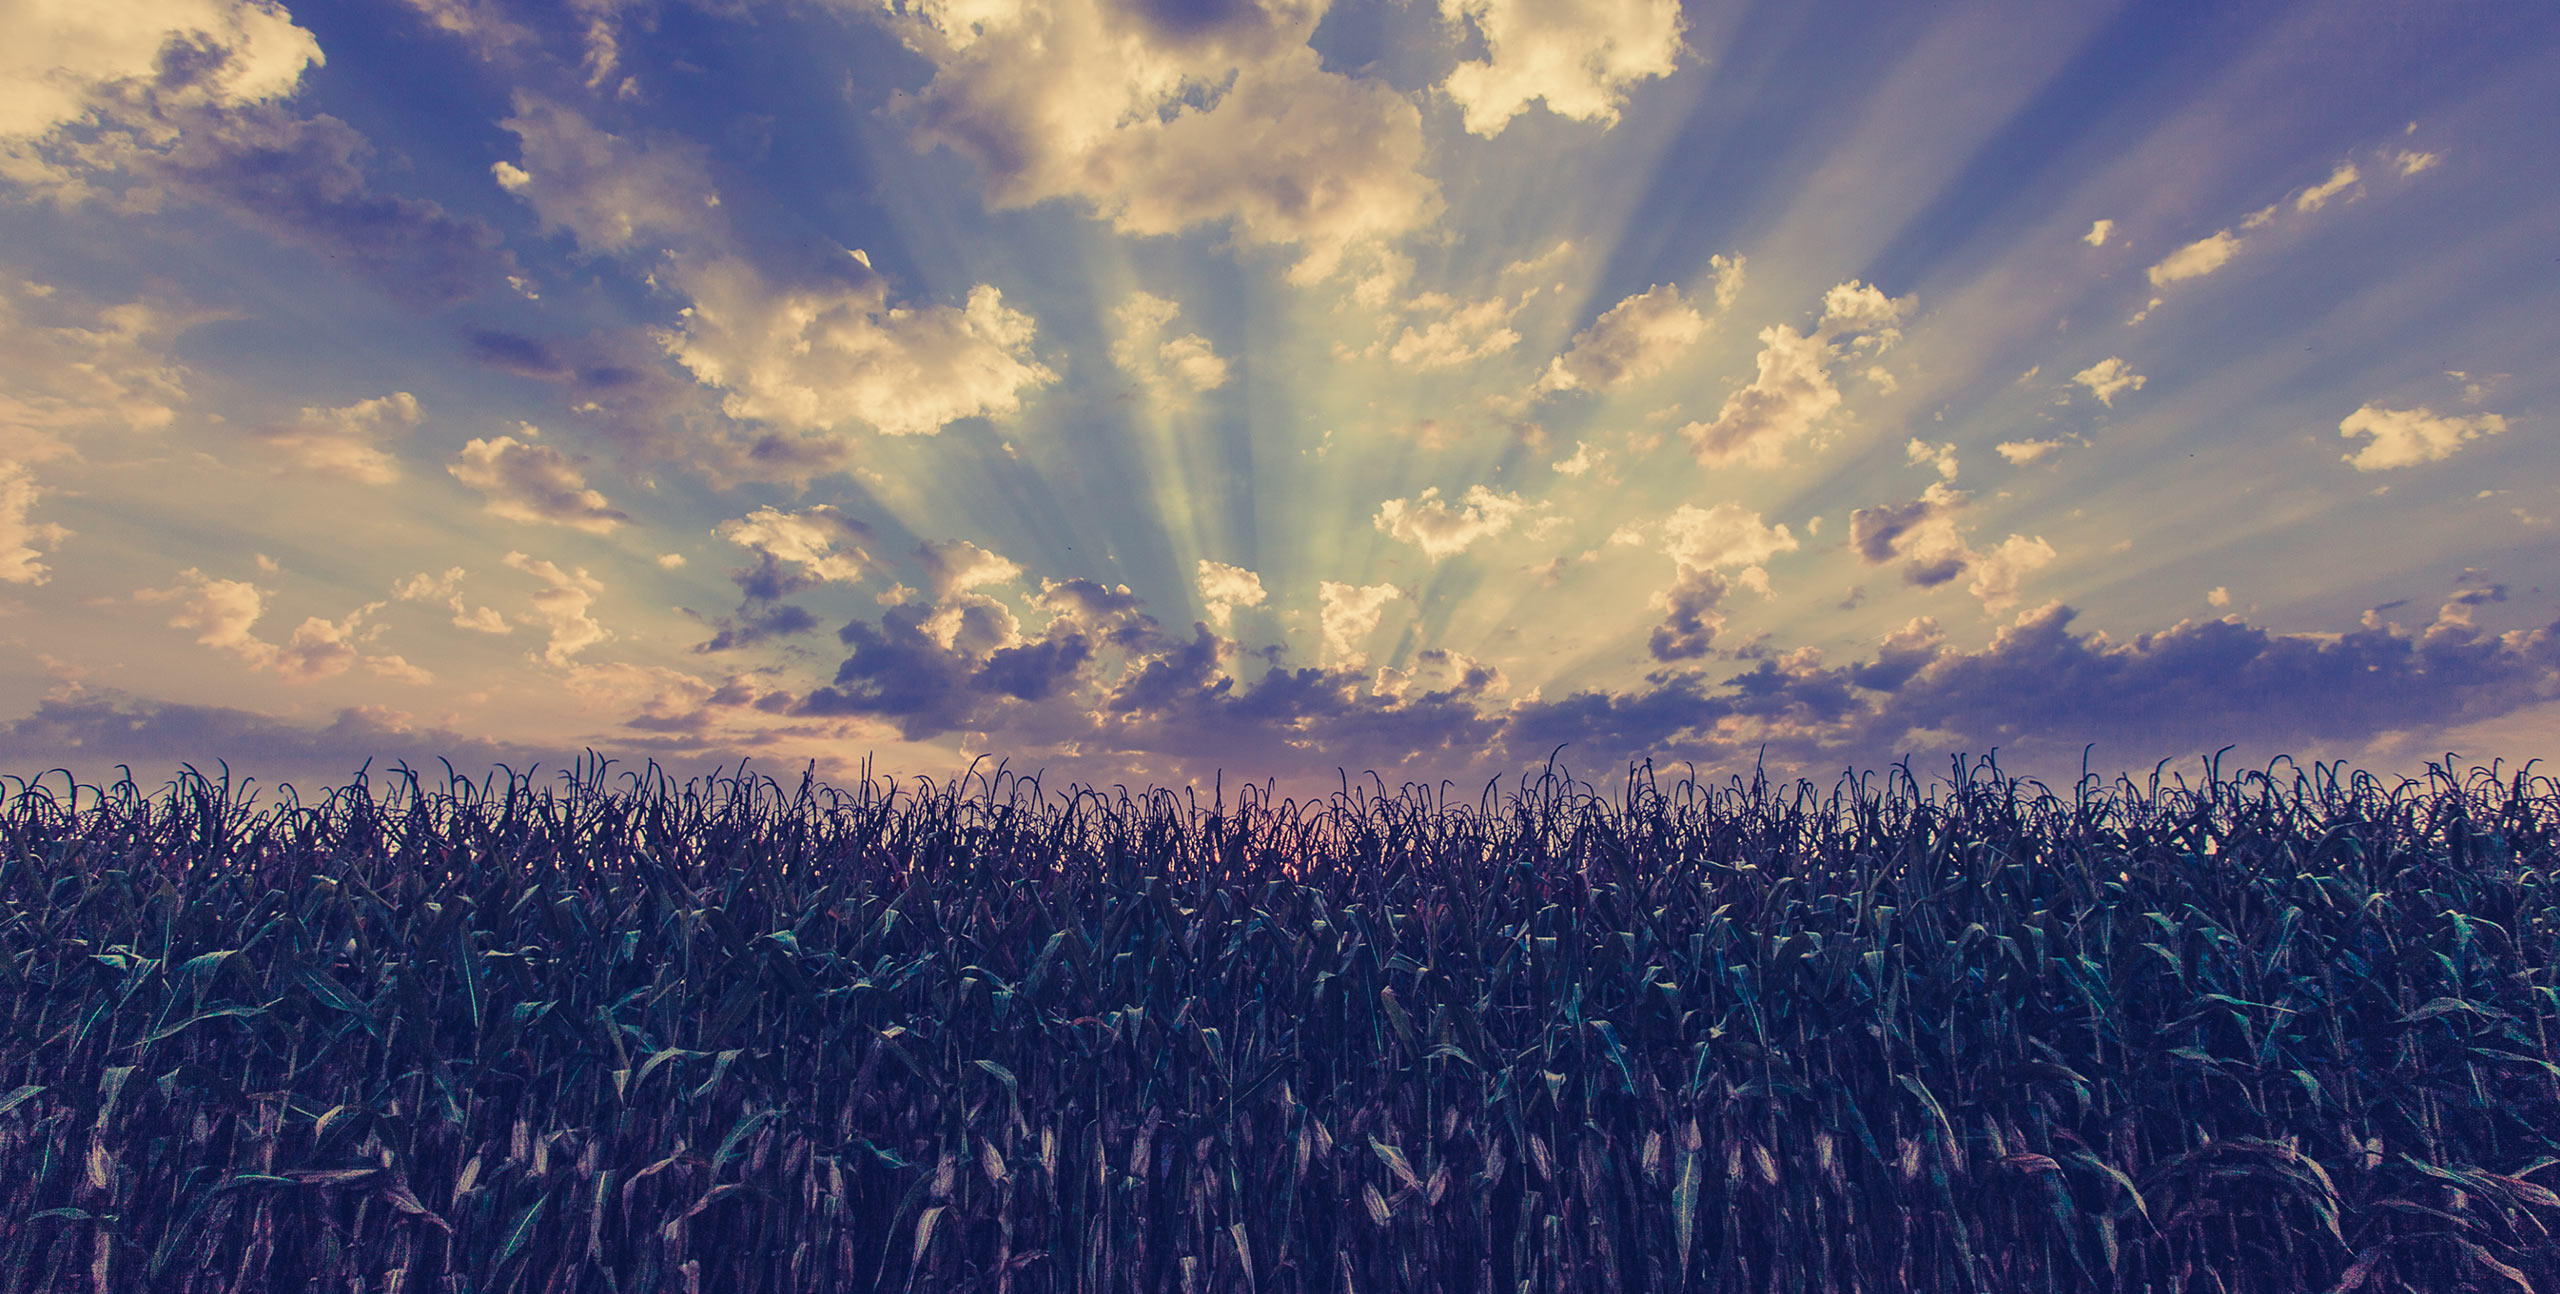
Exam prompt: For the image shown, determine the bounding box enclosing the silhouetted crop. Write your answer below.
[2,749,2555,1292]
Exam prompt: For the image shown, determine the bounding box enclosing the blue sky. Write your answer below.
[3,0,2556,797]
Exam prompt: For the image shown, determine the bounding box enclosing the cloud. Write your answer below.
[1964,534,2057,615]
[1196,559,1267,629]
[0,0,318,142]
[2147,230,2242,286]
[1374,646,1506,700]
[449,429,627,532]
[1319,580,1402,666]
[2338,403,2509,471]
[261,391,419,483]
[135,567,272,665]
[496,96,1058,440]
[1438,0,1686,136]
[1550,440,1599,476]
[1906,438,1959,480]
[502,551,609,665]
[1111,291,1231,405]
[1648,566,1727,661]
[1535,282,1708,394]
[2071,357,2145,408]
[2294,161,2358,212]
[392,566,511,633]
[1677,280,1908,468]
[0,462,70,586]
[2083,219,2113,248]
[917,539,1023,600]
[1374,485,1534,560]
[1996,438,2065,466]
[714,505,873,584]
[1657,502,1797,576]
[878,0,1439,283]
[1386,295,1520,371]
[2395,150,2439,176]
[0,279,191,462]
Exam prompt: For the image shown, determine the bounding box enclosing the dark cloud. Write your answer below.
[1849,496,1933,564]
[1649,568,1728,661]
[468,329,570,378]
[146,107,510,308]
[0,691,716,793]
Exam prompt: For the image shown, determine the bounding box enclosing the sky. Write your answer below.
[2,0,2557,801]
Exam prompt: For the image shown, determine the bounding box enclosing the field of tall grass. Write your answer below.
[2,750,2555,1292]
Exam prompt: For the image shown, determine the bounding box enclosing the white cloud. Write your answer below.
[1439,0,1686,137]
[1550,440,1599,476]
[2207,586,2231,607]
[1112,291,1231,404]
[393,566,514,634]
[365,653,434,685]
[715,505,873,584]
[272,611,370,682]
[1387,296,1520,371]
[135,567,271,665]
[1817,280,1910,350]
[1196,559,1266,629]
[0,462,70,585]
[0,0,320,142]
[2294,161,2358,212]
[0,280,190,463]
[2147,230,2242,286]
[2395,150,2439,176]
[263,391,419,484]
[1318,580,1402,667]
[1535,282,1708,394]
[2083,219,2113,248]
[921,594,1023,658]
[878,0,1439,283]
[1374,484,1533,560]
[1995,438,2065,466]
[1966,533,2056,614]
[1906,438,1958,480]
[502,551,610,664]
[917,539,1022,600]
[1678,325,1835,467]
[1372,646,1505,699]
[449,428,627,532]
[1657,502,1797,576]
[2337,403,2508,471]
[2072,357,2146,408]
[496,97,1058,440]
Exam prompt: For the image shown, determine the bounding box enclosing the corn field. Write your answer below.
[2,750,2556,1292]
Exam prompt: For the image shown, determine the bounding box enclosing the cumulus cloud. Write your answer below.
[1848,484,2054,613]
[1439,0,1686,136]
[1906,438,1959,480]
[1319,580,1402,667]
[917,539,1023,600]
[2337,403,2509,471]
[2072,357,2145,408]
[449,428,628,532]
[0,462,70,586]
[2084,219,2113,248]
[1550,440,1600,476]
[0,0,319,144]
[1112,291,1231,405]
[1374,484,1534,560]
[1965,534,2057,614]
[496,96,1057,440]
[392,566,510,634]
[1658,502,1797,576]
[1647,566,1727,660]
[1196,559,1267,629]
[1387,295,1520,371]
[135,567,272,665]
[2147,230,2242,286]
[877,0,1439,283]
[502,551,610,665]
[262,391,419,484]
[1374,646,1506,700]
[1535,282,1709,394]
[1677,280,1909,468]
[715,505,873,584]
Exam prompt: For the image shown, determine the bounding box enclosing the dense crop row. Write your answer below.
[3,750,2557,1292]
